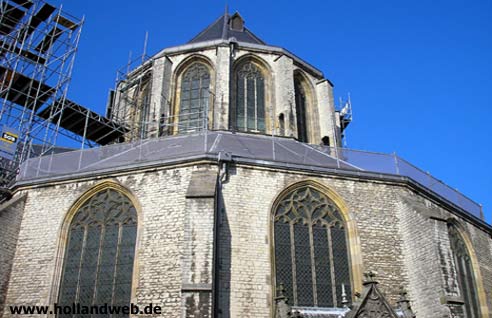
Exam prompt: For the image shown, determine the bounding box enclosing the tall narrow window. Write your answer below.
[58,189,137,318]
[139,83,151,139]
[448,224,480,318]
[235,61,265,133]
[294,77,308,143]
[178,63,210,132]
[273,186,351,308]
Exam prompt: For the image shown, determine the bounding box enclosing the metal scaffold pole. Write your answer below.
[0,0,84,187]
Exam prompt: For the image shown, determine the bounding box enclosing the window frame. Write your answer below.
[448,223,481,318]
[51,182,141,317]
[170,56,215,136]
[271,181,360,312]
[230,57,272,134]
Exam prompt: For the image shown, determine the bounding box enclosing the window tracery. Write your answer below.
[273,186,351,308]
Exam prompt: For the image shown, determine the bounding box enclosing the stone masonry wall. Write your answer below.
[2,165,211,318]
[0,194,26,318]
[2,162,491,318]
[217,166,411,317]
[398,190,492,318]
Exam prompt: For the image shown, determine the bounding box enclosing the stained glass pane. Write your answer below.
[275,222,294,304]
[294,78,308,142]
[57,190,137,318]
[78,225,102,306]
[464,260,480,318]
[95,224,119,307]
[294,223,313,306]
[58,227,84,317]
[179,63,210,132]
[449,225,480,318]
[256,78,265,132]
[246,78,255,130]
[236,77,245,130]
[331,226,350,307]
[235,62,265,133]
[313,225,332,307]
[273,186,351,310]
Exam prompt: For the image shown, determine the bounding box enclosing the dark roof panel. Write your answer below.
[188,12,266,45]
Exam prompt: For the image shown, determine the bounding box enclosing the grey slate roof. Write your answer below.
[188,12,266,45]
[15,131,489,230]
[17,131,359,184]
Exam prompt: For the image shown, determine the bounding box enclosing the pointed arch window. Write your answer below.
[234,61,266,133]
[138,82,151,139]
[57,189,137,318]
[448,224,480,318]
[178,63,210,132]
[273,186,351,308]
[294,77,308,143]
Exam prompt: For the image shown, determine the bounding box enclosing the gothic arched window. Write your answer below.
[448,224,480,318]
[178,63,210,132]
[234,61,266,133]
[137,80,151,139]
[57,189,137,318]
[294,77,308,143]
[273,186,351,308]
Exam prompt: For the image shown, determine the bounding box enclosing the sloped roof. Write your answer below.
[188,12,266,45]
[17,131,359,183]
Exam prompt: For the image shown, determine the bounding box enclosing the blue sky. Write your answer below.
[49,0,492,223]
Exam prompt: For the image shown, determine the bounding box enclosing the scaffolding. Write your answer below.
[0,0,83,186]
[110,53,154,141]
[109,52,209,143]
[336,94,352,146]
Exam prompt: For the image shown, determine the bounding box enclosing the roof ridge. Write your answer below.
[187,11,267,45]
[221,11,229,39]
[187,14,226,43]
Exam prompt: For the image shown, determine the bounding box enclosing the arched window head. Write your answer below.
[294,77,308,142]
[448,224,480,318]
[178,63,210,133]
[234,61,266,133]
[273,186,351,308]
[58,189,137,317]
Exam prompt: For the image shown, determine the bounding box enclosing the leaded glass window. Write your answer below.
[294,78,308,143]
[448,224,480,318]
[179,63,210,132]
[234,62,265,133]
[273,186,351,308]
[58,189,137,318]
[138,84,151,139]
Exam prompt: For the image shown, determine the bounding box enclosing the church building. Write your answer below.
[1,10,491,318]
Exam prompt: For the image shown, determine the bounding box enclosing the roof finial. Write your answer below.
[224,0,229,15]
